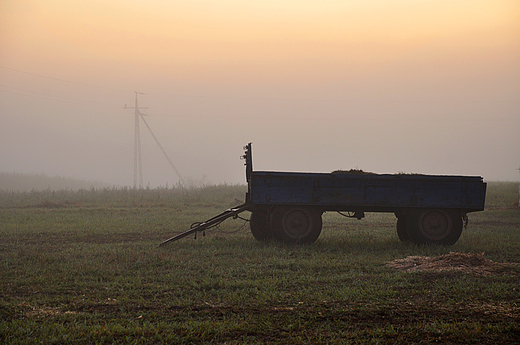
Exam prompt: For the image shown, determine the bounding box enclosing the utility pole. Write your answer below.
[125,92,148,189]
[124,92,187,190]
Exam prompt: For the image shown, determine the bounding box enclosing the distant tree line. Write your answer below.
[0,172,111,192]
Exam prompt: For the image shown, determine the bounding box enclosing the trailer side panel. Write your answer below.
[249,171,486,212]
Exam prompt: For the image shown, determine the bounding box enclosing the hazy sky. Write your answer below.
[1,0,519,187]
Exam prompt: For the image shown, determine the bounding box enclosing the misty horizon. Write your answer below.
[1,1,519,188]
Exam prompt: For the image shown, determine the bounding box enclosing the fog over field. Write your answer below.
[1,1,519,188]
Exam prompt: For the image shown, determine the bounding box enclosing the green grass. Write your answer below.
[1,182,519,344]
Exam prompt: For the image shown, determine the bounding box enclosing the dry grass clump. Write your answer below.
[387,252,517,275]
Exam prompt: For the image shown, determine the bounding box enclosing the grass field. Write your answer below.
[1,182,519,344]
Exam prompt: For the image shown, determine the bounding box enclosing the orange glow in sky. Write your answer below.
[5,0,519,83]
[1,0,519,186]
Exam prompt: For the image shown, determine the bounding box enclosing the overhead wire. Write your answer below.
[0,65,132,92]
[1,65,518,123]
[0,84,120,107]
[138,113,188,188]
[2,65,519,106]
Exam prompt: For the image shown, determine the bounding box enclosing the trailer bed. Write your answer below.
[160,143,487,246]
[248,171,486,213]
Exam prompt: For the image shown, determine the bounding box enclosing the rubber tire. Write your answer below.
[270,206,322,244]
[249,208,272,241]
[396,216,409,242]
[406,209,463,245]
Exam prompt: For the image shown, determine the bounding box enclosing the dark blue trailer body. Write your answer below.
[243,143,486,245]
[248,171,486,213]
[159,143,486,246]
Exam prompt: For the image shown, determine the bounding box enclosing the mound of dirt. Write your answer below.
[387,252,512,275]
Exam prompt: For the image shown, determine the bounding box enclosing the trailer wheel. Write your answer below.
[270,206,322,244]
[396,216,409,242]
[249,208,272,241]
[406,209,463,245]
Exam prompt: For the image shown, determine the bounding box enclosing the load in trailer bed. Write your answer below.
[159,143,486,246]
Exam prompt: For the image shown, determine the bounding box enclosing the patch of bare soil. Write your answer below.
[387,252,518,275]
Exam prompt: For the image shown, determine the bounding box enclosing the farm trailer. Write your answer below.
[159,143,486,246]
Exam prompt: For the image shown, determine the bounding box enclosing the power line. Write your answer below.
[0,65,131,92]
[2,83,517,123]
[124,92,187,189]
[0,84,120,107]
[140,113,187,188]
[3,65,518,105]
